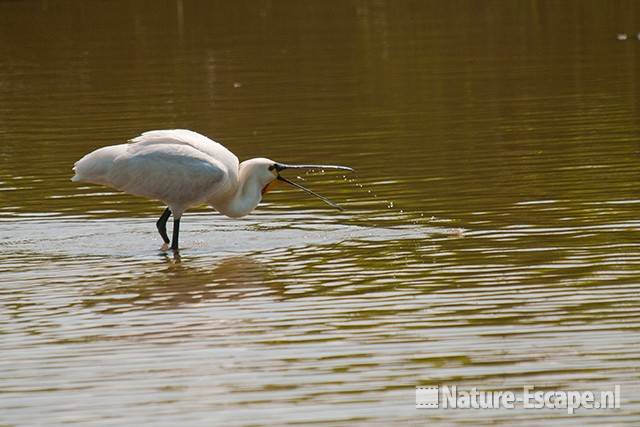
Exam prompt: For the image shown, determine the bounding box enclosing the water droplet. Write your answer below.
[617,33,628,41]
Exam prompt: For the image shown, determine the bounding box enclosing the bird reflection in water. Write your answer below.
[85,255,281,311]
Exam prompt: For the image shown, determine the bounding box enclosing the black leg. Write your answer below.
[156,208,171,244]
[170,217,181,250]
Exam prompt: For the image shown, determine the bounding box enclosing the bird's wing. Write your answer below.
[128,129,240,172]
[108,143,231,211]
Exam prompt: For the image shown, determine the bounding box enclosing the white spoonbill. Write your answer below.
[72,129,352,250]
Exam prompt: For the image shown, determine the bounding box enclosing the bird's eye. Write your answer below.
[268,164,276,171]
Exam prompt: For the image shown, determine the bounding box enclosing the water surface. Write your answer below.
[2,1,640,425]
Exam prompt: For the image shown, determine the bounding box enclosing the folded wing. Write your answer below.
[72,130,237,214]
[128,129,239,173]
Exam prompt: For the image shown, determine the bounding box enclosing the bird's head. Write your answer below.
[244,158,353,210]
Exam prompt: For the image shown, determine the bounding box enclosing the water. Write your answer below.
[2,1,640,425]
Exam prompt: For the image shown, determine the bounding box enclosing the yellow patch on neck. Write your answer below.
[262,180,277,195]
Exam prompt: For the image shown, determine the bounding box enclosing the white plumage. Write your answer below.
[72,129,352,250]
[73,130,241,218]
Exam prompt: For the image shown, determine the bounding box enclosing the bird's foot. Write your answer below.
[160,242,169,251]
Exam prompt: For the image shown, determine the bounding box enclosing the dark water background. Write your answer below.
[2,1,640,425]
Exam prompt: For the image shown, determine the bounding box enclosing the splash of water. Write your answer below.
[295,169,464,236]
[331,173,465,236]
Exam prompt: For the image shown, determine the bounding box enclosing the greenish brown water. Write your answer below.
[2,1,640,425]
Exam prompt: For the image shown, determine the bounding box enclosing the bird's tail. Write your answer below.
[71,144,126,185]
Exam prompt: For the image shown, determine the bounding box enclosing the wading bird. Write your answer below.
[72,129,352,250]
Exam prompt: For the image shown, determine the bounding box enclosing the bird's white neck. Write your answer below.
[212,161,264,218]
